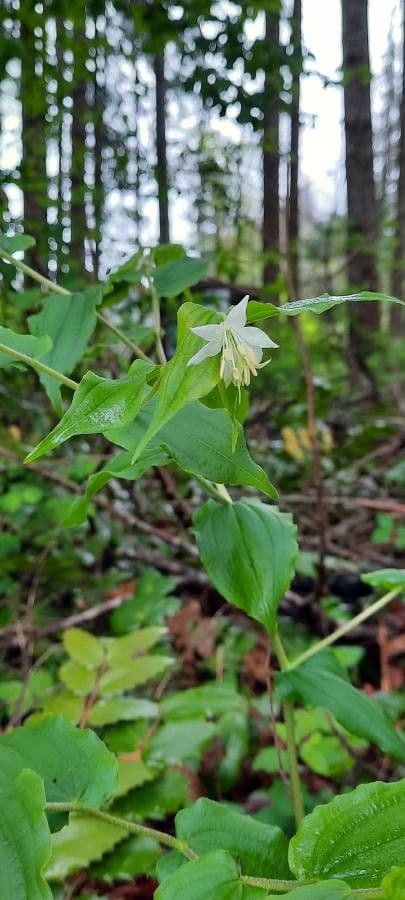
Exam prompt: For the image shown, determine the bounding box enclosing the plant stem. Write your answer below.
[45,802,197,860]
[0,248,148,361]
[151,289,167,364]
[96,311,149,361]
[42,802,384,894]
[0,342,78,390]
[195,475,233,504]
[289,587,401,671]
[240,875,309,892]
[273,631,305,829]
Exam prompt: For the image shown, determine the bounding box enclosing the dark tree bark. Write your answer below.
[391,0,405,330]
[287,0,302,295]
[70,12,88,276]
[154,51,170,244]
[341,0,379,359]
[262,5,280,286]
[20,1,48,272]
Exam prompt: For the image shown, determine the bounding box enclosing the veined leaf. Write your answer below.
[289,779,405,888]
[63,628,104,668]
[0,325,52,368]
[280,291,405,316]
[45,812,126,881]
[277,650,405,760]
[0,715,118,806]
[155,849,251,900]
[194,499,298,635]
[131,303,221,463]
[0,768,52,899]
[25,360,151,463]
[382,866,405,898]
[361,569,405,592]
[28,289,99,412]
[0,232,35,253]
[90,834,161,884]
[175,798,290,879]
[154,256,208,298]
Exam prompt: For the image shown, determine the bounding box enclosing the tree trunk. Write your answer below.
[287,0,302,296]
[154,52,170,244]
[20,1,48,273]
[70,12,88,277]
[262,5,280,286]
[391,0,405,331]
[341,0,379,363]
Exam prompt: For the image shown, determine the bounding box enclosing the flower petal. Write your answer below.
[238,325,278,348]
[187,339,222,367]
[224,295,249,330]
[191,324,223,341]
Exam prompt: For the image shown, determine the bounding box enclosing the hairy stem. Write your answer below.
[289,587,401,671]
[45,802,197,860]
[273,631,305,829]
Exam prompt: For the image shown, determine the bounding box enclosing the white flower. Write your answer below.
[187,295,278,389]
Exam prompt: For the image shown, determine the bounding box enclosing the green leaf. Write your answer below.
[115,759,159,800]
[28,289,99,413]
[99,655,172,696]
[25,360,151,463]
[267,884,352,899]
[89,697,158,727]
[0,768,52,899]
[131,303,221,463]
[161,683,246,721]
[289,779,405,888]
[0,232,35,253]
[279,291,405,316]
[245,300,280,322]
[0,715,118,806]
[154,256,209,298]
[361,569,405,592]
[103,626,167,663]
[156,849,248,900]
[382,866,405,898]
[277,650,405,760]
[45,812,126,881]
[63,628,104,668]
[299,733,354,778]
[0,324,52,368]
[175,798,290,879]
[90,834,161,884]
[194,499,298,635]
[146,720,216,767]
[161,403,278,499]
[60,654,172,697]
[115,769,189,822]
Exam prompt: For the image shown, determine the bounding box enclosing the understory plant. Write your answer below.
[0,234,405,898]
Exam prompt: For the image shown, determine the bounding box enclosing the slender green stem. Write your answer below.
[151,289,167,365]
[195,475,233,504]
[0,248,148,361]
[273,631,305,829]
[289,587,400,672]
[45,802,197,860]
[44,801,383,894]
[96,311,149,361]
[240,875,309,892]
[0,342,78,390]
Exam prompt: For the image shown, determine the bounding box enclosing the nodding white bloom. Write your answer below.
[187,295,278,390]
